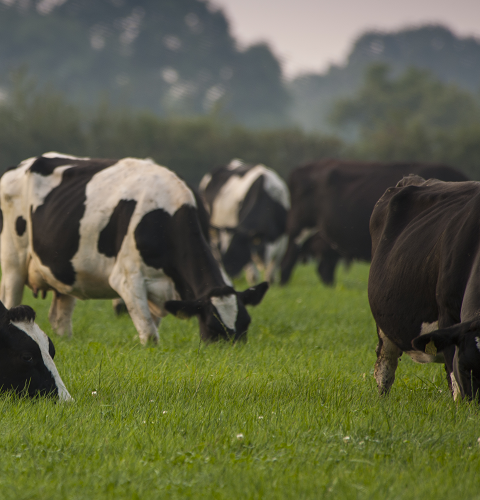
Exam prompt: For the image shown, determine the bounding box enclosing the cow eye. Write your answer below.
[22,353,34,363]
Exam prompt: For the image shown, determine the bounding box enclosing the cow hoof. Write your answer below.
[138,335,159,346]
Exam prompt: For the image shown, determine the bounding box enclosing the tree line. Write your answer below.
[1,64,479,182]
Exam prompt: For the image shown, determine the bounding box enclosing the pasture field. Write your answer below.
[0,263,479,499]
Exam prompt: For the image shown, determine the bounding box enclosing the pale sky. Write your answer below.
[212,0,480,78]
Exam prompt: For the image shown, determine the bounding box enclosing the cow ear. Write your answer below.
[412,321,479,354]
[165,300,203,319]
[239,282,269,306]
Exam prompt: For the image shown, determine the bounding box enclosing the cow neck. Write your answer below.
[168,207,228,302]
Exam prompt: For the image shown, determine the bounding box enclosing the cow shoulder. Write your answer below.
[201,161,256,209]
[30,156,119,285]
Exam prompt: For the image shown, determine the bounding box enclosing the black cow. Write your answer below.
[199,160,290,283]
[280,160,469,285]
[0,302,71,400]
[0,153,268,345]
[369,175,480,402]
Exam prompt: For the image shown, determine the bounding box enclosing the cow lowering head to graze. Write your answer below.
[0,301,71,400]
[199,159,290,284]
[0,153,268,345]
[368,174,480,402]
[280,160,469,286]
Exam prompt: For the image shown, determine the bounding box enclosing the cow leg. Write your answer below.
[109,275,159,345]
[317,247,341,286]
[49,292,76,337]
[280,240,301,285]
[0,231,28,308]
[264,235,288,283]
[112,298,128,316]
[245,262,260,285]
[148,301,162,328]
[0,273,24,309]
[374,327,403,395]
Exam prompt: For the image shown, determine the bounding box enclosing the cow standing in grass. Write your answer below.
[0,153,268,345]
[199,159,290,284]
[369,175,480,402]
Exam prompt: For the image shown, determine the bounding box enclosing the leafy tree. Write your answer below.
[330,63,480,178]
[290,25,480,132]
[0,0,290,127]
[331,63,480,133]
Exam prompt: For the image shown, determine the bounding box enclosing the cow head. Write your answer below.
[165,282,269,342]
[412,320,480,402]
[0,302,72,400]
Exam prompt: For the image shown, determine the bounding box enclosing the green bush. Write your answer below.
[0,75,343,183]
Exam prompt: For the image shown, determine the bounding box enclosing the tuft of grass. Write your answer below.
[0,263,479,499]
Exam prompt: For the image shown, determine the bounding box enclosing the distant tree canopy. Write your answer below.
[290,25,480,132]
[329,64,480,177]
[0,0,290,127]
[331,63,480,133]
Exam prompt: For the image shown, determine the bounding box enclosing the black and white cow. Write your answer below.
[369,175,480,402]
[0,301,71,400]
[0,153,268,345]
[199,160,290,283]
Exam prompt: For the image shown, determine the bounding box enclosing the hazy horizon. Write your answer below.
[212,0,480,77]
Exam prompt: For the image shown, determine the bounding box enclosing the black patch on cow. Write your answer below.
[238,176,287,241]
[29,156,76,176]
[7,305,36,323]
[135,205,225,300]
[134,208,171,271]
[98,199,137,258]
[48,337,55,359]
[31,160,118,285]
[15,216,26,236]
[0,208,3,235]
[190,187,210,242]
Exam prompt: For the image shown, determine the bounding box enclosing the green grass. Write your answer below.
[1,263,479,499]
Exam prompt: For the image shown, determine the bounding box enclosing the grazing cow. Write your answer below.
[369,175,480,402]
[199,159,290,283]
[111,185,211,317]
[0,301,71,400]
[0,153,268,345]
[280,160,469,285]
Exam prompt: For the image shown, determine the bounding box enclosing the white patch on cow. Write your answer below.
[42,151,90,160]
[476,336,480,353]
[451,372,461,401]
[11,320,72,401]
[420,321,439,335]
[227,159,244,170]
[211,294,237,331]
[294,227,318,246]
[219,230,233,253]
[198,173,212,194]
[219,266,233,286]
[405,321,443,363]
[210,164,288,229]
[261,166,290,209]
